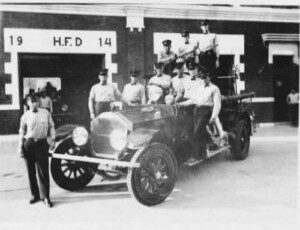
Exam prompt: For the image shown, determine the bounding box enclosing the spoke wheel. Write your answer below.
[230,119,250,160]
[127,143,178,206]
[51,140,98,191]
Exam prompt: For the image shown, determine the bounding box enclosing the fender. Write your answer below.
[55,124,80,142]
[53,124,89,154]
[236,112,253,135]
[52,136,73,154]
[127,128,160,149]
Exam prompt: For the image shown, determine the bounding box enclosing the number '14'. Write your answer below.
[99,38,112,47]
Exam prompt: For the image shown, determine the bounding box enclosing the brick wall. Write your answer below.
[0,12,299,133]
[0,12,127,134]
[144,18,299,122]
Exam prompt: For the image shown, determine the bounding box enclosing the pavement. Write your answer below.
[0,124,298,230]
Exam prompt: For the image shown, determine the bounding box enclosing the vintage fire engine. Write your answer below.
[50,66,255,206]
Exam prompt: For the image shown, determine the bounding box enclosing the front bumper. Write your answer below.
[50,152,140,168]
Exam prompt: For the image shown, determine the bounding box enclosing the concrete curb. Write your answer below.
[0,135,18,142]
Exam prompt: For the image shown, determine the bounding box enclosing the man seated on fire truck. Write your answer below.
[147,62,172,104]
[177,68,223,166]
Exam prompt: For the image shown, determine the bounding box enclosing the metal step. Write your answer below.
[184,145,231,167]
[207,145,231,158]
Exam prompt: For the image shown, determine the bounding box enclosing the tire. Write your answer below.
[51,140,98,191]
[230,119,250,160]
[127,143,178,206]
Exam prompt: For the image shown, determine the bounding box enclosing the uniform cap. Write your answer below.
[98,68,108,76]
[200,19,209,26]
[27,94,39,103]
[175,61,185,69]
[130,70,139,77]
[181,30,190,37]
[162,39,172,47]
[154,62,164,69]
[198,65,210,78]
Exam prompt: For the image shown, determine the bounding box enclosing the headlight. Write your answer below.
[72,127,89,146]
[109,129,127,151]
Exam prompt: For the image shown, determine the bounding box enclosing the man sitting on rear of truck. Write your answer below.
[177,69,222,165]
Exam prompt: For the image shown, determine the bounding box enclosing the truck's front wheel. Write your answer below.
[51,140,98,191]
[127,143,178,206]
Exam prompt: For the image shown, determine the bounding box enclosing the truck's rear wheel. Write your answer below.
[230,119,250,160]
[51,141,98,191]
[127,143,177,206]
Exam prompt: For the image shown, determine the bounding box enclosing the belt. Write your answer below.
[195,105,212,109]
[27,137,47,142]
[129,100,141,104]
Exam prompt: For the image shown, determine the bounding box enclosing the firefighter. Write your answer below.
[178,30,199,71]
[158,39,177,75]
[88,68,122,119]
[18,95,55,207]
[197,19,220,83]
[147,62,172,104]
[122,70,146,108]
[178,70,222,166]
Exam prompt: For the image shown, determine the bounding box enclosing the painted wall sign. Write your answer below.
[1,28,118,110]
[4,28,117,53]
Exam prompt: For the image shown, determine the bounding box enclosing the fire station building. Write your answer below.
[0,4,299,134]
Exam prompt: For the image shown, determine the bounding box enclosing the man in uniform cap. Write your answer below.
[18,94,56,207]
[158,39,177,75]
[171,61,185,103]
[178,30,199,69]
[147,62,172,104]
[178,69,222,166]
[122,70,146,108]
[197,19,220,83]
[174,60,199,140]
[88,68,122,119]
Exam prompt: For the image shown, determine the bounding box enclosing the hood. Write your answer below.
[90,104,175,153]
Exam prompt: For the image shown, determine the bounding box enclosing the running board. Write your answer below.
[51,153,140,168]
[184,145,231,167]
[207,146,231,158]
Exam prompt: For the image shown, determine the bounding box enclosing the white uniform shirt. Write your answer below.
[198,33,218,52]
[191,82,221,119]
[89,82,121,102]
[148,74,172,89]
[19,108,55,140]
[122,83,146,104]
[158,50,176,64]
[287,93,299,104]
[147,74,172,103]
[182,75,198,99]
[178,40,197,59]
[171,75,185,95]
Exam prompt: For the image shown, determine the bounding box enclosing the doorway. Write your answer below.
[216,55,235,95]
[19,53,104,124]
[272,55,295,122]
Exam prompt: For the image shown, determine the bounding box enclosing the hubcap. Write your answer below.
[139,157,170,195]
[241,127,248,151]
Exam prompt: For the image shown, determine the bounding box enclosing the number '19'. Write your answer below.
[9,35,23,46]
